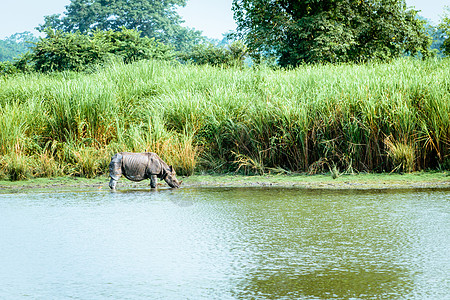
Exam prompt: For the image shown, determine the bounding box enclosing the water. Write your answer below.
[0,187,448,299]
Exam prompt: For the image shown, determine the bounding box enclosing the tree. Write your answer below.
[423,20,446,57]
[0,32,38,62]
[438,6,450,56]
[37,0,203,51]
[232,0,431,65]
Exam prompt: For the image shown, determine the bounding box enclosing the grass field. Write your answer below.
[0,58,449,180]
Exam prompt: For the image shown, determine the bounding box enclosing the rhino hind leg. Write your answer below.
[109,153,123,190]
[150,175,157,188]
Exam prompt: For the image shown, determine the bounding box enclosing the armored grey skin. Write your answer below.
[109,152,182,190]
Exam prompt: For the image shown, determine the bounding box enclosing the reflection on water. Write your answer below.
[0,188,448,299]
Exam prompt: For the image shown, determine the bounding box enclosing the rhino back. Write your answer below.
[121,153,151,181]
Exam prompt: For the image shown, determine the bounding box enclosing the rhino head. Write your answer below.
[164,165,182,188]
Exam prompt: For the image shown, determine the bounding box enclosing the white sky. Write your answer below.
[0,0,447,40]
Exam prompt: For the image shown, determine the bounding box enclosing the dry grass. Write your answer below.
[384,136,416,173]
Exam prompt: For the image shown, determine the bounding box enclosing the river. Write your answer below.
[0,187,448,299]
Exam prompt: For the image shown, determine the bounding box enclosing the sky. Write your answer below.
[0,0,447,40]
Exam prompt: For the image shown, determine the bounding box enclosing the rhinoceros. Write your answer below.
[108,152,182,190]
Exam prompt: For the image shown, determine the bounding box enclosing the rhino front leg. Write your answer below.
[150,175,157,188]
[109,178,118,190]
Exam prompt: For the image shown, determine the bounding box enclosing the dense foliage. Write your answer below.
[38,0,204,52]
[178,40,247,67]
[0,29,246,75]
[438,7,450,56]
[232,0,432,65]
[0,59,449,180]
[33,28,173,72]
[2,28,172,73]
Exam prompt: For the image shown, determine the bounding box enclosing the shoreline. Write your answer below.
[1,172,450,193]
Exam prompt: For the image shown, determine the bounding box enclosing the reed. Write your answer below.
[0,58,449,180]
[384,135,416,173]
[0,152,33,180]
[0,102,28,155]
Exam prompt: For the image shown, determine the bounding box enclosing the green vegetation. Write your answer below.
[32,28,173,72]
[438,7,450,56]
[38,0,203,52]
[232,0,432,65]
[0,32,38,75]
[0,1,448,184]
[0,58,449,180]
[0,32,38,62]
[178,40,247,67]
[0,29,241,76]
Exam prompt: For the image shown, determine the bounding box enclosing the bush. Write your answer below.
[0,61,18,76]
[93,29,173,63]
[179,41,247,67]
[0,53,34,76]
[31,28,173,72]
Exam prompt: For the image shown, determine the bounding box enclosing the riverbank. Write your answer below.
[1,172,449,193]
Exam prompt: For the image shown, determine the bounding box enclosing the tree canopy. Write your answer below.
[0,32,38,62]
[232,0,432,65]
[438,7,450,56]
[38,0,203,51]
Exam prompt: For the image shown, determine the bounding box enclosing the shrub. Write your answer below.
[179,41,247,67]
[0,53,33,76]
[32,29,102,72]
[93,28,173,63]
[31,28,173,72]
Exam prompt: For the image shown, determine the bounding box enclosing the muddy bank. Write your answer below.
[1,172,449,193]
[183,173,450,190]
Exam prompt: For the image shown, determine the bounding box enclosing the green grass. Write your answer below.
[0,58,450,180]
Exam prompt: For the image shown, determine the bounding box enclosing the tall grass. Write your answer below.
[0,58,449,180]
